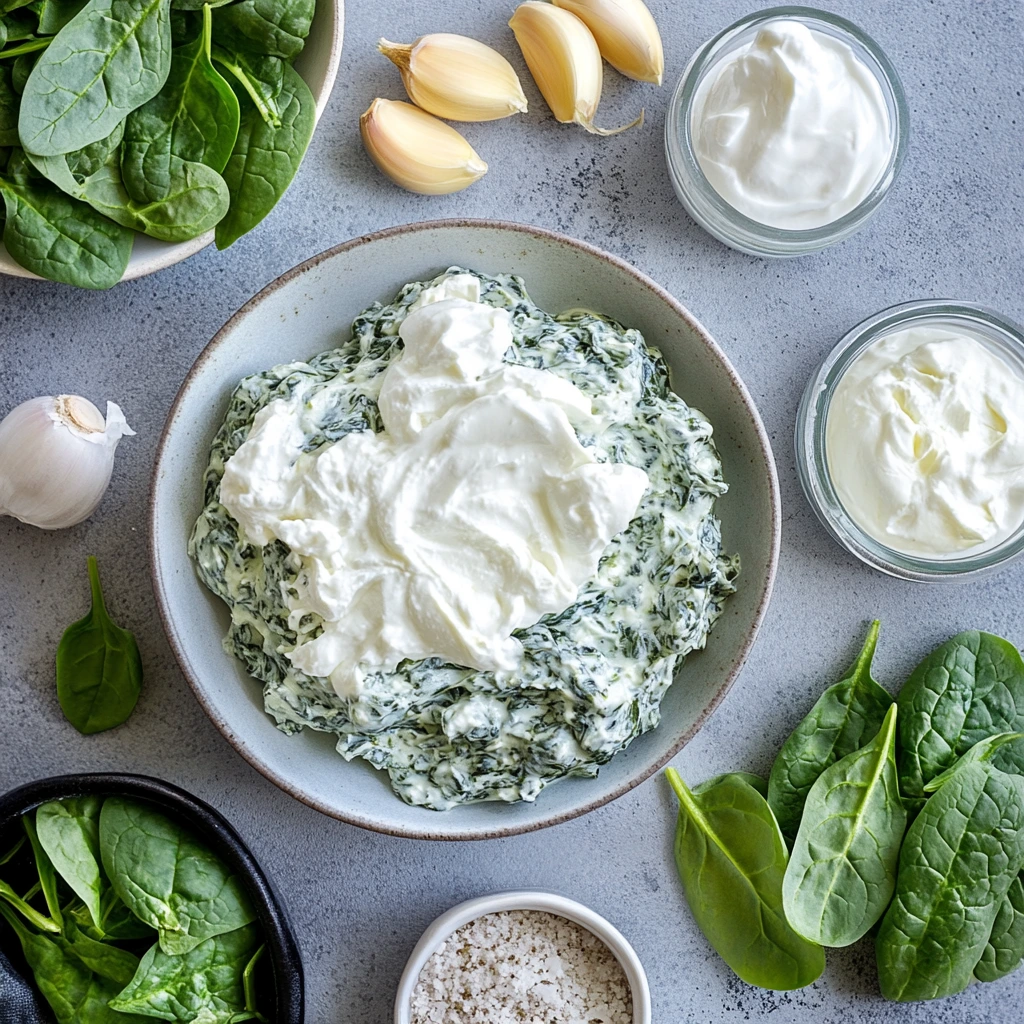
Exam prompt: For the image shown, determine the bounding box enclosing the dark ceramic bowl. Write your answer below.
[0,773,303,1023]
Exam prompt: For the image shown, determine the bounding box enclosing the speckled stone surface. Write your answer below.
[1,1,1022,1021]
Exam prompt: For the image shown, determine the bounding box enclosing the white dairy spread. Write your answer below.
[826,325,1024,557]
[691,20,892,229]
[219,276,650,697]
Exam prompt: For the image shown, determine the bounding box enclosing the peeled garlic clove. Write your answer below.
[378,34,528,122]
[360,99,488,195]
[552,0,664,85]
[509,1,643,136]
[0,395,135,530]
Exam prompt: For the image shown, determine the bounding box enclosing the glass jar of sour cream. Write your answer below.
[665,7,909,256]
[797,302,1024,581]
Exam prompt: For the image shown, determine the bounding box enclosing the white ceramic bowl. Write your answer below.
[0,0,344,285]
[393,891,652,1024]
[150,220,780,840]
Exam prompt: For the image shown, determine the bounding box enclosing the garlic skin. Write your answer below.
[360,98,488,194]
[0,395,135,530]
[553,0,664,85]
[378,34,528,122]
[509,2,643,136]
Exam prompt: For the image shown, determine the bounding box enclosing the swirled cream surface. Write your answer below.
[826,325,1024,557]
[691,20,891,229]
[219,276,649,697]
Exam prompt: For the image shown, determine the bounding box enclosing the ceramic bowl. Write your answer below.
[393,891,652,1024]
[150,219,781,840]
[0,773,303,1023]
[0,0,344,286]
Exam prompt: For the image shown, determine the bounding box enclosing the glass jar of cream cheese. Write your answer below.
[665,7,909,257]
[797,301,1024,581]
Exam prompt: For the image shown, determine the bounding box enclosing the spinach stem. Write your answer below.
[0,835,25,866]
[0,880,61,934]
[0,37,52,59]
[86,554,107,615]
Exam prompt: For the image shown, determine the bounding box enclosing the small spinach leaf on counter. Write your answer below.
[976,873,1024,983]
[56,556,142,733]
[768,621,892,838]
[212,0,312,61]
[666,768,825,990]
[110,923,261,1022]
[35,797,104,929]
[100,797,256,955]
[876,733,1024,1001]
[695,771,768,798]
[897,631,1024,800]
[782,704,906,947]
[18,0,173,156]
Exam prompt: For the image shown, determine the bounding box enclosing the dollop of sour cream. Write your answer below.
[219,277,649,696]
[826,325,1024,557]
[691,20,891,229]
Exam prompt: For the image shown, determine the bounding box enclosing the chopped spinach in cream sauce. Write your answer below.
[189,270,739,810]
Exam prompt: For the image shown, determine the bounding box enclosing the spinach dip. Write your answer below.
[189,269,739,810]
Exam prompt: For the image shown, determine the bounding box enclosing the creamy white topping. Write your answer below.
[826,325,1024,556]
[691,20,891,230]
[219,278,649,696]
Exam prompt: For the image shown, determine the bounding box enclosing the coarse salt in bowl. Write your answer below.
[393,891,651,1024]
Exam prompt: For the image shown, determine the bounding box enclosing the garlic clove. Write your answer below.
[360,98,488,194]
[0,395,135,530]
[509,2,643,136]
[552,0,664,85]
[378,34,528,122]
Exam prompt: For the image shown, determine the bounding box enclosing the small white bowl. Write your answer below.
[393,890,652,1024]
[0,0,344,285]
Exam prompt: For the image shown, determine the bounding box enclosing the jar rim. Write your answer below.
[665,6,910,256]
[796,300,1024,582]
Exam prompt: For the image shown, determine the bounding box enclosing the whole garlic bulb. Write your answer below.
[0,395,135,530]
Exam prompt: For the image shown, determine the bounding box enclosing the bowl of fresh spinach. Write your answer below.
[0,0,344,289]
[0,772,303,1022]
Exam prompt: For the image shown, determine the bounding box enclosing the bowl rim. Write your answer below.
[0,772,303,1023]
[0,0,345,285]
[149,218,782,841]
[392,890,652,1024]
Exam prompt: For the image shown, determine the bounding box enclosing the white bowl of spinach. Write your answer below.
[0,773,303,1022]
[0,0,343,289]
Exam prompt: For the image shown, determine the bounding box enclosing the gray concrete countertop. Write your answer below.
[2,1,1022,1021]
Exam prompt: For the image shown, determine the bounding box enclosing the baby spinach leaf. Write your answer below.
[212,0,312,61]
[696,771,768,798]
[18,0,173,157]
[60,919,139,985]
[897,631,1024,801]
[56,556,142,734]
[783,703,906,947]
[36,0,87,34]
[976,873,1024,982]
[0,19,6,48]
[110,923,260,1022]
[212,46,282,127]
[23,815,62,929]
[122,3,239,203]
[0,63,18,145]
[35,798,103,929]
[666,768,825,990]
[768,621,893,839]
[215,60,311,249]
[876,735,1024,1001]
[11,51,38,92]
[100,797,256,956]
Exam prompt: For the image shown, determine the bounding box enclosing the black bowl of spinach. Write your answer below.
[0,773,303,1023]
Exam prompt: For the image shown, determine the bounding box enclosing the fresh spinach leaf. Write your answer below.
[212,0,312,61]
[35,797,103,929]
[976,873,1024,982]
[56,556,142,734]
[19,0,173,156]
[100,797,256,955]
[60,919,139,985]
[0,834,26,866]
[768,621,893,838]
[897,631,1024,800]
[122,3,239,204]
[212,46,282,127]
[695,771,768,798]
[782,703,906,947]
[4,144,38,182]
[0,19,6,48]
[0,878,60,933]
[215,59,311,248]
[0,62,18,145]
[11,50,38,92]
[110,923,260,1022]
[36,0,86,34]
[23,816,62,929]
[876,734,1024,1001]
[666,768,825,990]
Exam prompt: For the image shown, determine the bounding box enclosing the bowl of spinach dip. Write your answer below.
[152,221,780,839]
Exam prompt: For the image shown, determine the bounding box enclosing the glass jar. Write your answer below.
[796,301,1024,581]
[665,6,909,257]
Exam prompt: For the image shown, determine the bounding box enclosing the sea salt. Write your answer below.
[409,909,633,1024]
